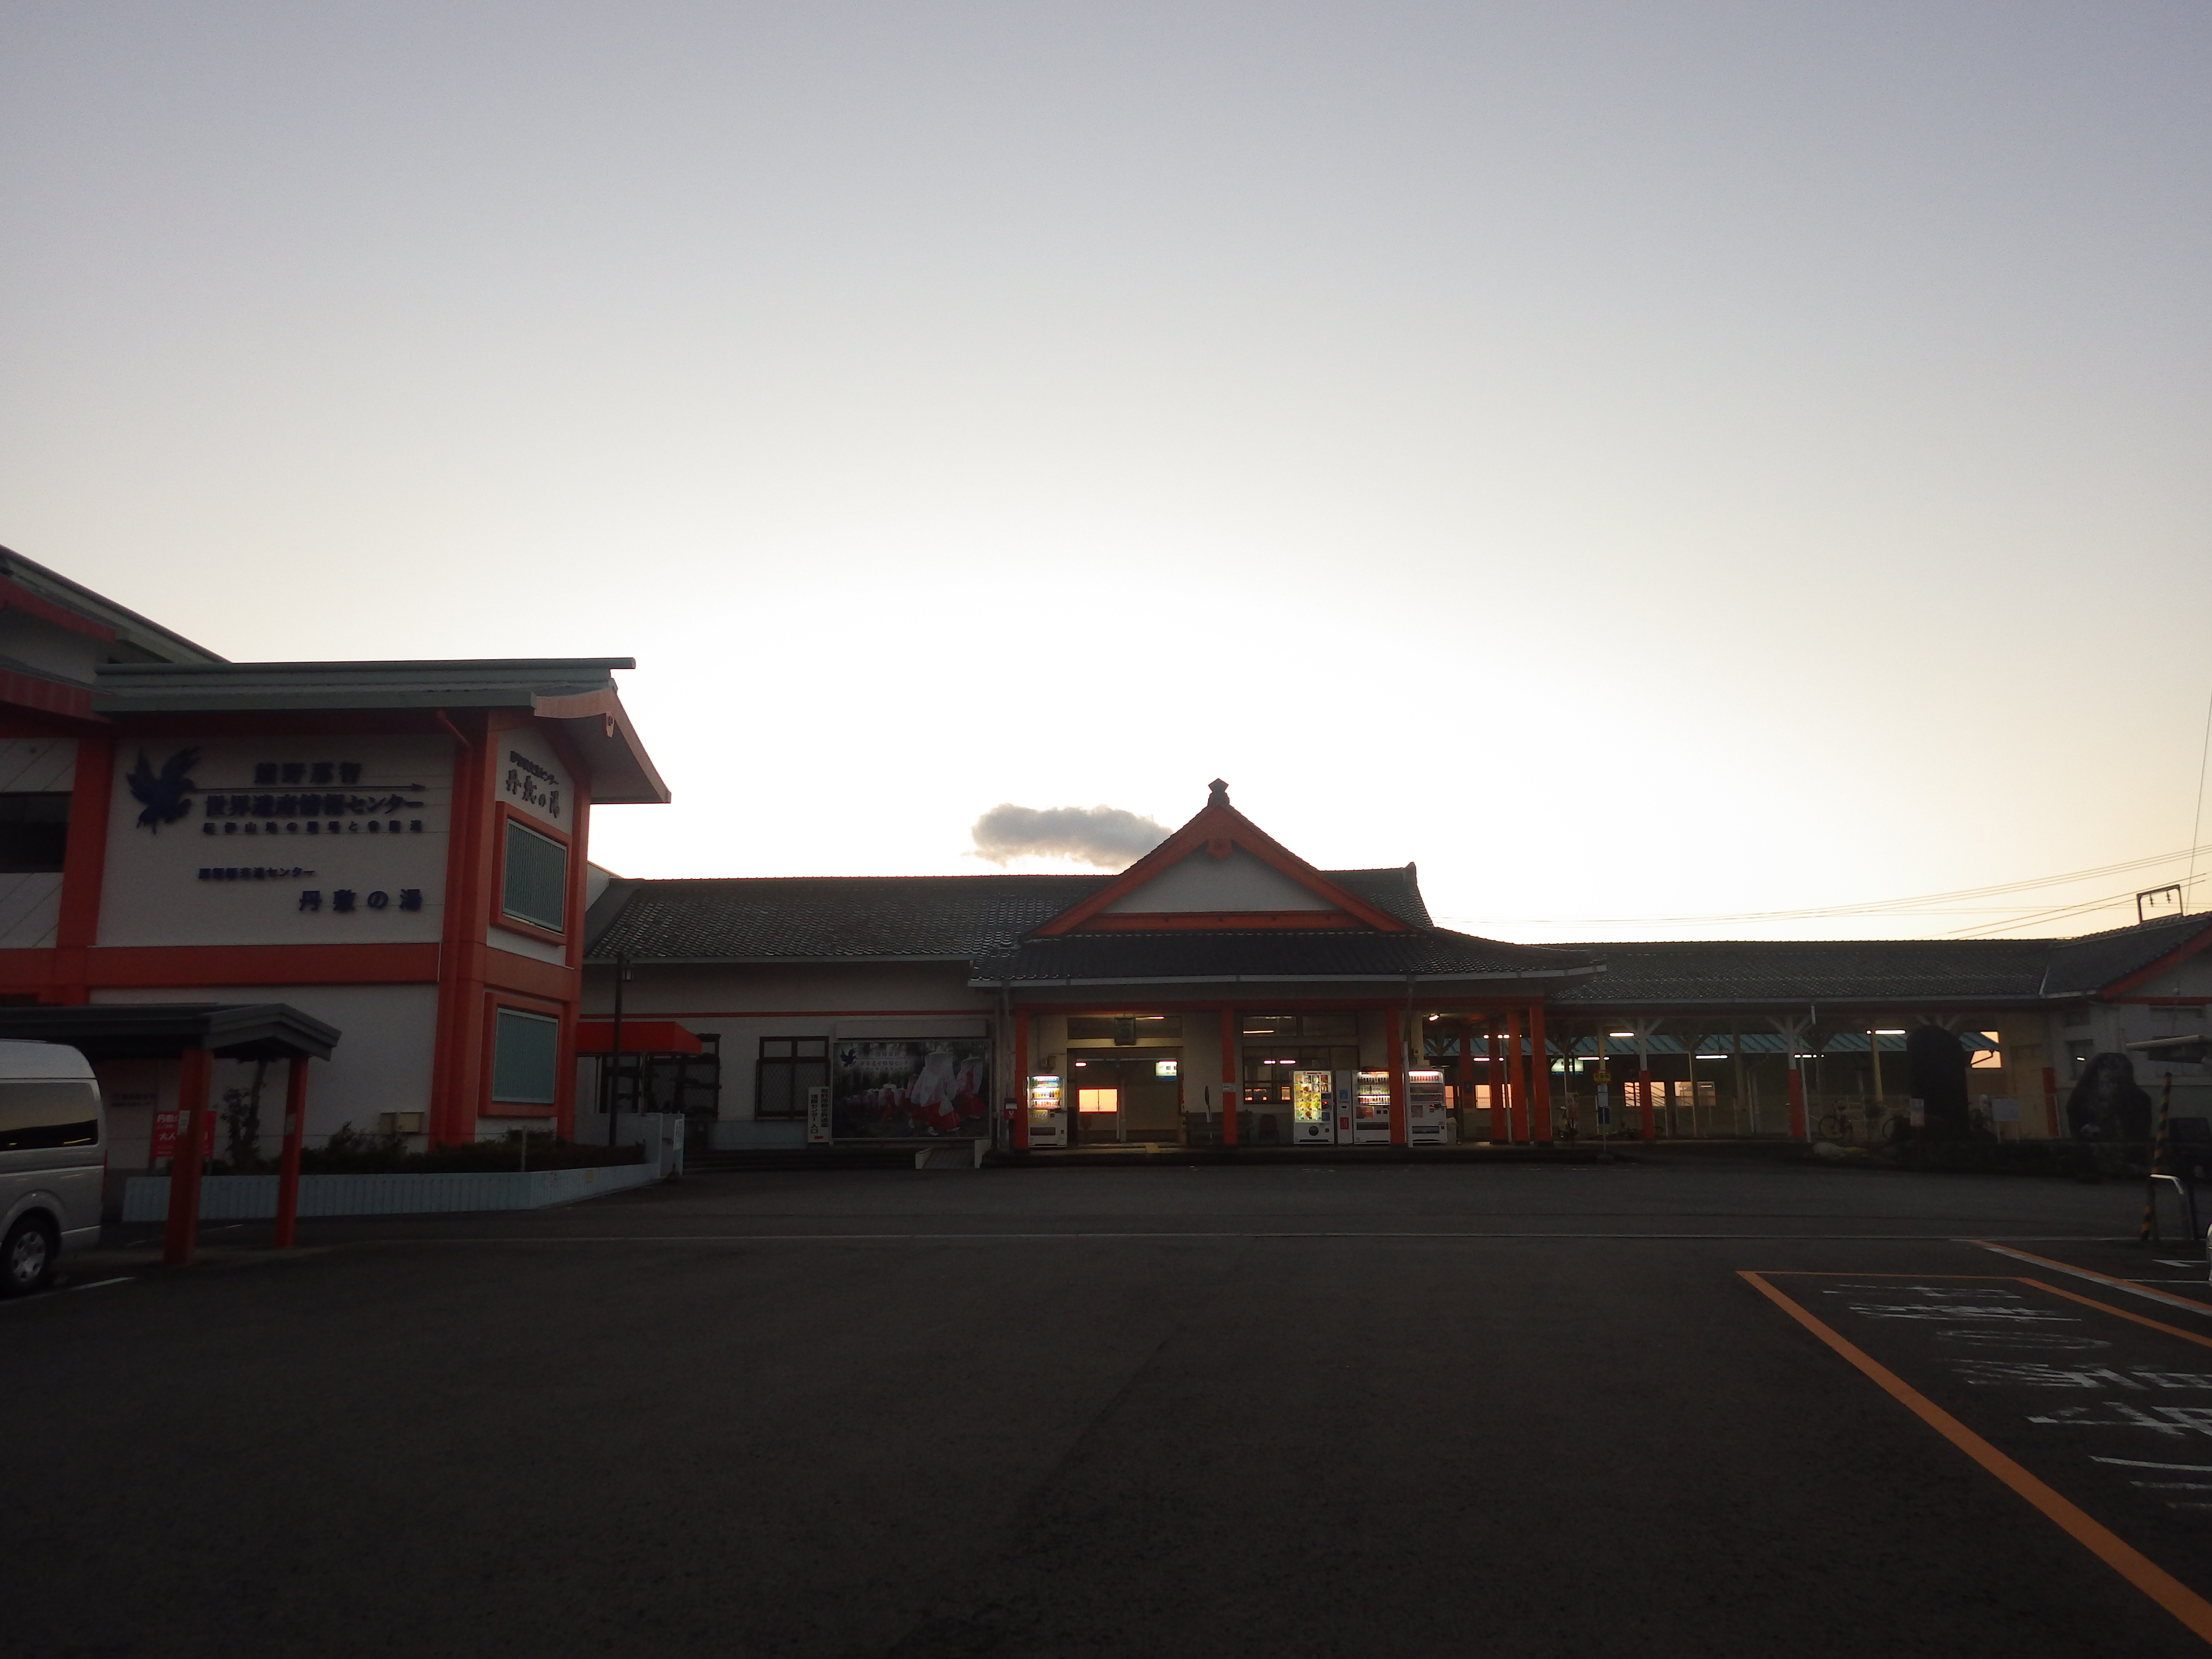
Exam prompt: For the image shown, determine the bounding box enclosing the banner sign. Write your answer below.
[833,1039,992,1139]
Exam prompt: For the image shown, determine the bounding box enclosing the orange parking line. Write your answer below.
[2021,1279,2212,1354]
[1740,1269,2212,1646]
[1970,1241,2212,1318]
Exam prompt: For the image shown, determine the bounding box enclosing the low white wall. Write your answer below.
[122,1163,659,1222]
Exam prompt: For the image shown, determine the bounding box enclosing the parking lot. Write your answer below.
[8,1156,2212,1658]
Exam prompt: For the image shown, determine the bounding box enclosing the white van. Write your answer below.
[0,1040,104,1295]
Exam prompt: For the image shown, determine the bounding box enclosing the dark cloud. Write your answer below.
[970,803,1168,869]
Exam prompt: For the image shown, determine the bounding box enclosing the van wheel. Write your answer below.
[3,1215,57,1296]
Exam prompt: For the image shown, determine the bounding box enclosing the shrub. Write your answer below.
[301,1127,644,1174]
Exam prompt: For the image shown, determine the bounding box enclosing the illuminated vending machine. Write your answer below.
[1027,1074,1067,1148]
[1406,1070,1448,1146]
[1291,1069,1336,1145]
[1353,1069,1395,1144]
[1333,1070,1356,1141]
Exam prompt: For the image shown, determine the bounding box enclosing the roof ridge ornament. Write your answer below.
[1208,778,1228,804]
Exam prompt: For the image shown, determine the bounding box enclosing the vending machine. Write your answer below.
[1333,1071,1356,1141]
[1027,1074,1067,1148]
[1406,1070,1448,1146]
[1292,1069,1336,1144]
[1353,1069,1394,1144]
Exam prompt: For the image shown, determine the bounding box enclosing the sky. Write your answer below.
[3,1,2208,942]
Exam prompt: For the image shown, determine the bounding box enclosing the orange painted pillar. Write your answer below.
[1528,1001,1554,1142]
[1219,1007,1239,1147]
[1011,1010,1031,1150]
[1504,1008,1526,1142]
[274,1057,310,1247]
[163,1047,214,1267]
[1487,1024,1507,1142]
[1785,1064,1807,1141]
[2043,1066,2061,1139]
[1638,1069,1656,1141]
[1386,1006,1407,1144]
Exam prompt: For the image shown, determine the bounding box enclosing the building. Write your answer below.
[1,544,2205,1170]
[582,781,2212,1151]
[0,545,668,1169]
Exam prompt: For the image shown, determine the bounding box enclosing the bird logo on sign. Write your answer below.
[128,747,201,832]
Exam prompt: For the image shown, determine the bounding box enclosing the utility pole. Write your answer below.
[609,950,632,1149]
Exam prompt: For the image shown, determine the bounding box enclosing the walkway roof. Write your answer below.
[0,1003,340,1060]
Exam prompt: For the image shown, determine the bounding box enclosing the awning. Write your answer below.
[574,1019,702,1056]
[0,1003,340,1061]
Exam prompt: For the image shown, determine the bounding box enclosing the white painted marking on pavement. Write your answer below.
[1971,1242,2212,1319]
[2093,1456,2212,1473]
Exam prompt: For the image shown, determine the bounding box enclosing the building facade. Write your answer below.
[583,781,2212,1152]
[0,547,667,1167]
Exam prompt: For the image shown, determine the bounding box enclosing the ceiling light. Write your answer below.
[1610,1031,1634,1038]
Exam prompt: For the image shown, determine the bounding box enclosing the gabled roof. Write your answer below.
[0,544,225,665]
[1031,781,1412,935]
[94,658,669,804]
[2043,911,2212,998]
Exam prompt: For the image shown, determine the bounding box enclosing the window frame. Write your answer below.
[754,1035,829,1121]
[484,998,565,1113]
[492,804,571,944]
[0,791,71,875]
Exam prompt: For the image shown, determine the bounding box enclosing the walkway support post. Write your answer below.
[1528,1002,1554,1142]
[274,1056,310,1248]
[1385,1005,1407,1145]
[163,1046,214,1267]
[1012,1008,1030,1151]
[1505,1007,1527,1142]
[1772,1015,1811,1141]
[1219,1007,1238,1148]
[1486,1022,1507,1142]
[1634,1021,1655,1141]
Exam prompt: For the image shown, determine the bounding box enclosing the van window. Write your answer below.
[0,1080,100,1150]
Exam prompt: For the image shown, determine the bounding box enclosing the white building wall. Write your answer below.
[89,983,440,1161]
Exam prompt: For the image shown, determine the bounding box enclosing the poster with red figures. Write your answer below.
[833,1040,992,1139]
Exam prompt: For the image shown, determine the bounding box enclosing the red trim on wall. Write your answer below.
[0,578,118,641]
[0,669,95,721]
[2101,919,2212,998]
[0,942,441,991]
[479,947,577,1002]
[1076,910,1364,932]
[430,714,491,1144]
[54,732,114,998]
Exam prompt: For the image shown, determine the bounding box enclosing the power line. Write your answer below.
[1435,840,2212,931]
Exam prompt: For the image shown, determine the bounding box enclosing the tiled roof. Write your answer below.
[1543,940,2053,1007]
[968,929,1593,986]
[587,873,1110,961]
[2043,912,2212,996]
[1545,915,2212,1008]
[585,866,1435,962]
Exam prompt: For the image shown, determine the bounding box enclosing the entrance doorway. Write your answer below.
[1069,1050,1184,1144]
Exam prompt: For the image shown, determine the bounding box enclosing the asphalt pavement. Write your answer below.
[8,1155,2211,1658]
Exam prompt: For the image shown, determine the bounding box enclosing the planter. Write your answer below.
[121,1163,659,1223]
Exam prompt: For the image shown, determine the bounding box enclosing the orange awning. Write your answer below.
[575,1020,702,1055]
